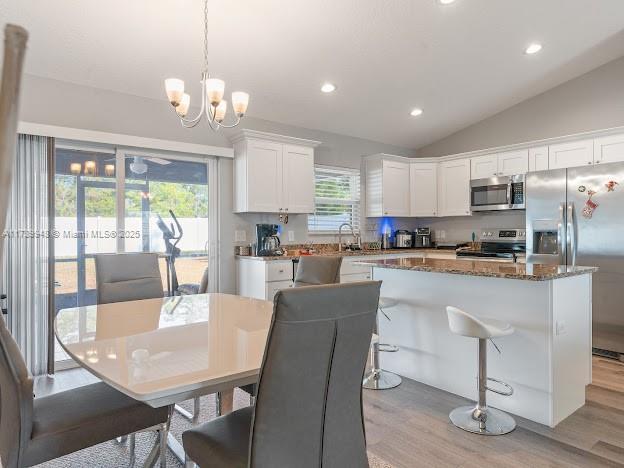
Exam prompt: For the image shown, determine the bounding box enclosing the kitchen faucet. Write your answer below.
[338,222,360,252]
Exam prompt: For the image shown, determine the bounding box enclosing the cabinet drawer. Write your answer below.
[266,261,293,281]
[341,273,372,283]
[266,280,293,300]
[341,258,370,275]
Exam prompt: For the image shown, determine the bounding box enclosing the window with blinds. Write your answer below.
[308,165,361,234]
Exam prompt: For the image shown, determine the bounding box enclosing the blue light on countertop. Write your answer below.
[379,217,395,235]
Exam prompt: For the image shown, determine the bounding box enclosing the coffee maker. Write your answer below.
[256,224,282,256]
[413,227,432,248]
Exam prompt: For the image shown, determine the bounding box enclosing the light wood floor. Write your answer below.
[38,356,624,467]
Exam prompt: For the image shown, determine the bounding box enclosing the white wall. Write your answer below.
[417,55,624,158]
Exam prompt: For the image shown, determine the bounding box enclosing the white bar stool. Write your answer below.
[446,306,516,435]
[363,297,402,390]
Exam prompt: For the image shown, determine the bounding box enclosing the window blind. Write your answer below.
[308,165,361,234]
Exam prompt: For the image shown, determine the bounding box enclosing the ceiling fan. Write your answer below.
[104,155,172,175]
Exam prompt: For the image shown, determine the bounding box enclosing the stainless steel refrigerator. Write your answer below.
[526,162,624,356]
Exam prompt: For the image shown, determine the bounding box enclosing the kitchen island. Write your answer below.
[356,257,597,427]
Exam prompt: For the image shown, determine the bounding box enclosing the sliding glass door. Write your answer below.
[53,145,212,365]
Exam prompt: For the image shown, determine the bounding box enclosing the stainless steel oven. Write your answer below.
[470,174,525,212]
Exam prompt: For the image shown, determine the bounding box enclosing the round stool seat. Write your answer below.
[446,306,514,339]
[378,297,398,309]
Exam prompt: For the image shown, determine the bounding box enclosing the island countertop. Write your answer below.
[355,257,597,281]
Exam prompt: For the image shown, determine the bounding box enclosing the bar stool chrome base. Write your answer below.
[362,368,402,390]
[449,405,516,435]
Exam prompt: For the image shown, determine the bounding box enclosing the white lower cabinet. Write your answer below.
[266,280,294,300]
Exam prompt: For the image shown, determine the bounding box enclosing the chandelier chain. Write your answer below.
[203,0,209,74]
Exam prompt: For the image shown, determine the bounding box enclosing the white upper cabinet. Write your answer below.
[438,159,471,217]
[528,146,549,172]
[498,149,529,176]
[471,151,528,179]
[410,162,437,216]
[471,154,498,179]
[232,130,320,214]
[365,157,410,217]
[281,144,315,213]
[594,133,624,165]
[548,139,594,169]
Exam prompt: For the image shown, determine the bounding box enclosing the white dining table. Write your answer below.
[55,293,273,465]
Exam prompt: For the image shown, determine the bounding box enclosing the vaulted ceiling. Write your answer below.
[2,0,624,149]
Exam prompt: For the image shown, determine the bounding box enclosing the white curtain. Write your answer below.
[1,134,50,375]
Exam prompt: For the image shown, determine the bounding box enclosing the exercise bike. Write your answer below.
[156,210,183,297]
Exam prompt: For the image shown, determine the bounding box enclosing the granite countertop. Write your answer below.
[236,248,450,261]
[354,257,598,281]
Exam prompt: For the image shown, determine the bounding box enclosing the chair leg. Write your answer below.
[192,396,200,423]
[159,423,168,468]
[128,433,136,467]
[216,391,222,416]
[184,453,195,468]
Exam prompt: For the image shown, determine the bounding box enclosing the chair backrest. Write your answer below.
[0,316,33,468]
[198,266,209,294]
[446,306,491,339]
[250,281,381,468]
[293,256,342,287]
[95,253,163,304]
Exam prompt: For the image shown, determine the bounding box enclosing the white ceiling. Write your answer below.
[2,0,624,149]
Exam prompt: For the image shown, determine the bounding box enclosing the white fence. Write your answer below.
[54,216,209,257]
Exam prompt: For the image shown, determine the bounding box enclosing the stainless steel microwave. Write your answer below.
[470,174,525,212]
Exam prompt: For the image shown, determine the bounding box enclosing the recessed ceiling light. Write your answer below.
[525,43,543,55]
[321,83,336,93]
[438,0,457,4]
[410,108,424,117]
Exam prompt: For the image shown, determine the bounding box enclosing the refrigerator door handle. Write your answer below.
[567,202,577,266]
[558,202,566,264]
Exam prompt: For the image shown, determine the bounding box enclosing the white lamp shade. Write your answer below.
[176,93,191,117]
[214,100,227,122]
[232,92,249,116]
[206,78,225,105]
[70,163,81,175]
[165,78,185,105]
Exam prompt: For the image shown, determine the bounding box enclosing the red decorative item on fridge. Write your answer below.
[582,190,598,219]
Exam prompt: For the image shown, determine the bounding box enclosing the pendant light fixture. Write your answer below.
[164,0,249,129]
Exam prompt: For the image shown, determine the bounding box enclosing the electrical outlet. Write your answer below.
[556,320,567,336]
[234,230,246,242]
[288,230,295,242]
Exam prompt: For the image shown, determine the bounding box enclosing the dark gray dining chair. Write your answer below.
[229,256,344,409]
[183,281,381,468]
[95,252,164,304]
[293,255,343,287]
[95,252,202,424]
[178,266,210,295]
[0,316,169,468]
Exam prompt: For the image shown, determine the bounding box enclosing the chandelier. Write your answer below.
[164,0,249,130]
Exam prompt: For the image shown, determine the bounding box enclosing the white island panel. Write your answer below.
[372,267,592,427]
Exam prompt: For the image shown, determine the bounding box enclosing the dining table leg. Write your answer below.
[216,388,235,415]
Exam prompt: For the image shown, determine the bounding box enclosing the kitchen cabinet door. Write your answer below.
[438,159,471,217]
[529,146,549,172]
[548,139,594,169]
[471,154,498,179]
[382,160,410,216]
[410,162,437,216]
[594,133,624,165]
[498,149,528,176]
[246,139,283,212]
[282,144,315,213]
